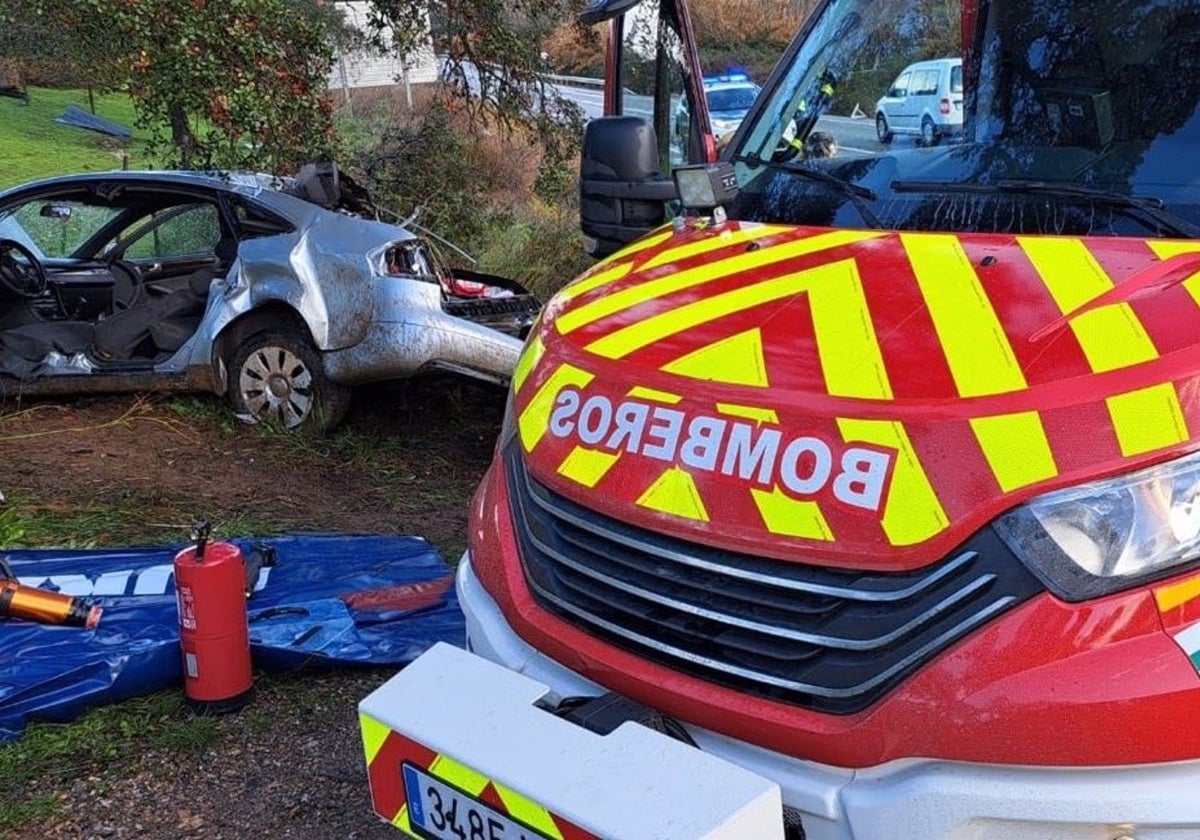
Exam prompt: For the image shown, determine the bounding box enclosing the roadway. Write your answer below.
[551,82,925,157]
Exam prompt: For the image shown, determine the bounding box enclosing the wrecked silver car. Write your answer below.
[0,165,540,430]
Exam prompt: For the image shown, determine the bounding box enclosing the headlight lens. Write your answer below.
[995,450,1200,600]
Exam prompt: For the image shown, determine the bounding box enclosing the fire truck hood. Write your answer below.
[510,222,1200,570]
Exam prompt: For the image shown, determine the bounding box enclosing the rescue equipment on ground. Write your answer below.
[173,522,254,713]
[0,558,101,628]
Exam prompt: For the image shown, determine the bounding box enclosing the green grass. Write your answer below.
[0,87,159,190]
[0,691,214,833]
[5,488,285,549]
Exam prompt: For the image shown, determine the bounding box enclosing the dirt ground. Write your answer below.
[0,377,507,839]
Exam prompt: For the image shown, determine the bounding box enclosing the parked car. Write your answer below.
[0,164,540,431]
[874,56,963,146]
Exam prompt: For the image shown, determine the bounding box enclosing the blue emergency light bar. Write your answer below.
[703,72,751,86]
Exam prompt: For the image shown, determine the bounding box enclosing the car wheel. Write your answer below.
[921,117,939,147]
[227,331,350,433]
[876,114,893,144]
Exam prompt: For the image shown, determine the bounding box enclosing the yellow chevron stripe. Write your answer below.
[970,412,1058,492]
[628,386,682,404]
[804,258,892,399]
[560,229,884,334]
[636,467,709,521]
[1146,241,1200,307]
[518,364,594,452]
[751,487,834,540]
[587,228,674,271]
[557,446,620,487]
[428,755,490,796]
[661,328,769,387]
[717,403,779,424]
[1107,382,1189,456]
[556,260,636,303]
[588,259,894,402]
[494,783,565,839]
[640,224,789,269]
[838,418,948,545]
[1020,237,1158,372]
[393,804,413,833]
[511,335,545,394]
[904,233,1026,396]
[1155,573,1200,613]
[359,713,391,767]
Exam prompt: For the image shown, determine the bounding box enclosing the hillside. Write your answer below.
[0,88,156,190]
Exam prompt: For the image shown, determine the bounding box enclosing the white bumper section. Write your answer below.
[459,554,1200,840]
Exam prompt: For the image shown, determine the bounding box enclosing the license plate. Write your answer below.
[402,763,552,840]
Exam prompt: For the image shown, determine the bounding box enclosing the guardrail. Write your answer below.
[541,73,605,88]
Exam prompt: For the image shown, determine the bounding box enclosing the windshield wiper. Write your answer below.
[736,153,883,229]
[890,179,1200,239]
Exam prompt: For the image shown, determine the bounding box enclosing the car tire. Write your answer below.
[227,330,350,433]
[921,116,939,147]
[876,114,893,144]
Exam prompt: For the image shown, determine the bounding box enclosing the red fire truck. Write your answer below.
[364,1,1200,837]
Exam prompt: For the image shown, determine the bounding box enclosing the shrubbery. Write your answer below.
[338,91,592,298]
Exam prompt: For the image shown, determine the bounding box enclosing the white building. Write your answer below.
[329,1,439,96]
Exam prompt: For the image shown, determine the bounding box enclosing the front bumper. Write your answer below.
[460,554,1200,840]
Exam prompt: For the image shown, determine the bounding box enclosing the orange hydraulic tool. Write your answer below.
[0,559,102,628]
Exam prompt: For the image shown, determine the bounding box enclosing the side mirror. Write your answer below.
[579,116,678,259]
[40,204,72,220]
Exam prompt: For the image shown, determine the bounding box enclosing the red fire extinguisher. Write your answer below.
[174,522,254,713]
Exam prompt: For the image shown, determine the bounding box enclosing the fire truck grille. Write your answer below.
[506,443,1044,715]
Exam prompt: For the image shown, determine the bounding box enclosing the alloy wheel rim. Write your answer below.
[238,346,314,428]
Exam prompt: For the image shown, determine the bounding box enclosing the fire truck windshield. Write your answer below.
[731,0,1200,238]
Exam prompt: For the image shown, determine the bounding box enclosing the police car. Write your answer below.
[675,72,761,143]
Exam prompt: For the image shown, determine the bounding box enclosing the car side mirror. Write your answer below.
[579,116,678,259]
[40,204,72,220]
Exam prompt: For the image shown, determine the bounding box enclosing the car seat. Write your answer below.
[92,267,216,360]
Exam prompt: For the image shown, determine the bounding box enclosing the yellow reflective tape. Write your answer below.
[628,386,682,404]
[428,755,490,796]
[1020,237,1158,372]
[1155,573,1200,613]
[1145,241,1200,307]
[588,228,674,271]
[494,783,565,840]
[393,804,413,833]
[751,487,834,540]
[1107,382,1189,456]
[661,328,769,387]
[359,713,392,768]
[556,260,635,303]
[511,335,545,394]
[969,412,1058,492]
[838,418,948,546]
[640,224,789,270]
[560,229,884,334]
[557,446,620,487]
[804,258,892,399]
[716,403,779,424]
[518,364,594,452]
[636,467,709,521]
[903,233,1026,396]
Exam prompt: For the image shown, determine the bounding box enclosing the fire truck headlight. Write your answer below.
[995,451,1200,600]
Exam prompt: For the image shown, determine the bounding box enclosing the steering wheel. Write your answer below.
[106,258,145,312]
[0,238,47,298]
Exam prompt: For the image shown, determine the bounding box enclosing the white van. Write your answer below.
[874,57,963,145]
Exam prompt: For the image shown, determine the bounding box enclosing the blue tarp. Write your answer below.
[54,104,132,138]
[0,534,464,741]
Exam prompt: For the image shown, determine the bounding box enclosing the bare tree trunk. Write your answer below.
[169,105,199,168]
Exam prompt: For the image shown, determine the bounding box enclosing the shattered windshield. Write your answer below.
[731,0,1200,238]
